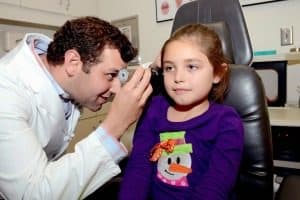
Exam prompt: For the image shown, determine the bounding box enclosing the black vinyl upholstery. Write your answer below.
[223,65,273,200]
[171,0,274,199]
[172,0,253,65]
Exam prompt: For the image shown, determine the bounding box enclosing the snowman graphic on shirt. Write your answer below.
[156,131,193,187]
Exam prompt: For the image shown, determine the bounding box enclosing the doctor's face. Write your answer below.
[71,47,126,111]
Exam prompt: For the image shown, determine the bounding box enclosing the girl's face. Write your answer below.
[162,40,220,108]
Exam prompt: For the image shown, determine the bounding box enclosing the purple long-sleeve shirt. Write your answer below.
[119,95,244,200]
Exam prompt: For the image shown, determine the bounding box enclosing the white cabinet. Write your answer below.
[21,0,97,17]
[120,123,136,153]
[67,0,98,17]
[21,0,69,14]
[66,103,111,153]
[0,0,97,27]
[66,101,136,153]
[0,0,20,6]
[66,114,105,153]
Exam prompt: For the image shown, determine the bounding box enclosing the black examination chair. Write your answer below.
[171,0,273,199]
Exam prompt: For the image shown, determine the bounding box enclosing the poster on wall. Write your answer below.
[239,0,287,6]
[155,0,195,22]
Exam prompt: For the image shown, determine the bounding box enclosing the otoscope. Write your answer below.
[118,62,164,96]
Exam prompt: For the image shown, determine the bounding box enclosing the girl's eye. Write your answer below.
[187,64,199,71]
[163,65,174,72]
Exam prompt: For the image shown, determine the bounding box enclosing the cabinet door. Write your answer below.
[66,115,103,153]
[80,107,97,120]
[80,102,111,120]
[120,123,136,152]
[21,0,67,14]
[67,0,97,17]
[0,0,20,5]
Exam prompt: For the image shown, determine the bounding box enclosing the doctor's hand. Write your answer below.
[101,67,153,140]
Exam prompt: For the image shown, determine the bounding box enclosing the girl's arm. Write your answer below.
[192,109,244,200]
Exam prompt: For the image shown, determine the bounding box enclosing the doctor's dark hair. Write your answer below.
[161,24,229,103]
[47,16,137,73]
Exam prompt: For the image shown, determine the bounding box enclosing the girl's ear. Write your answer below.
[64,49,82,76]
[213,63,228,84]
[213,76,221,84]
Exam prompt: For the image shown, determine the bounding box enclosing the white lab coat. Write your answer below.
[0,33,121,199]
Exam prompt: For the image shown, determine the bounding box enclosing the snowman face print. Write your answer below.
[157,152,192,187]
[156,131,193,187]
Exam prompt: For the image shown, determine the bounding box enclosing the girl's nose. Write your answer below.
[174,69,184,83]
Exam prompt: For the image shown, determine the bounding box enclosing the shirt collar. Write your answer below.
[32,38,71,99]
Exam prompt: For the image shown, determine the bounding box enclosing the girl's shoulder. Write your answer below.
[209,102,243,128]
[140,95,169,119]
[147,95,170,109]
[210,102,240,116]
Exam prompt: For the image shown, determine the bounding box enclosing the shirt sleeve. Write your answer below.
[192,108,244,200]
[95,126,128,163]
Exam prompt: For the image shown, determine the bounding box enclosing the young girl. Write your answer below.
[119,24,244,200]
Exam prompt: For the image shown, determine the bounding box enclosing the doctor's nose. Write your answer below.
[105,78,120,102]
[110,77,122,94]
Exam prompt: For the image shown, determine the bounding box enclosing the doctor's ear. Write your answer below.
[64,49,82,76]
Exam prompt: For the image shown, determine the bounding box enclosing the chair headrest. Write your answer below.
[172,0,253,65]
[204,22,234,64]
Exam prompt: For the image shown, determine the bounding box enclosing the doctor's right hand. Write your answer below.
[101,67,153,140]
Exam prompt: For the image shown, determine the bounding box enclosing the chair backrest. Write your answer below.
[172,1,274,199]
[223,65,273,200]
[172,0,253,65]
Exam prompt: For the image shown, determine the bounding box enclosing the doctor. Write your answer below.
[0,16,152,199]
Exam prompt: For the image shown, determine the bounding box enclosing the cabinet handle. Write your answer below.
[59,0,70,11]
[66,0,70,11]
[92,120,102,130]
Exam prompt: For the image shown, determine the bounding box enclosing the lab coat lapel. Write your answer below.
[9,34,72,156]
[2,33,81,158]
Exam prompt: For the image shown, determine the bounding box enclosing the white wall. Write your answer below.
[98,0,300,104]
[98,1,173,63]
[98,0,300,62]
[0,1,299,102]
[243,0,300,54]
[242,0,300,104]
